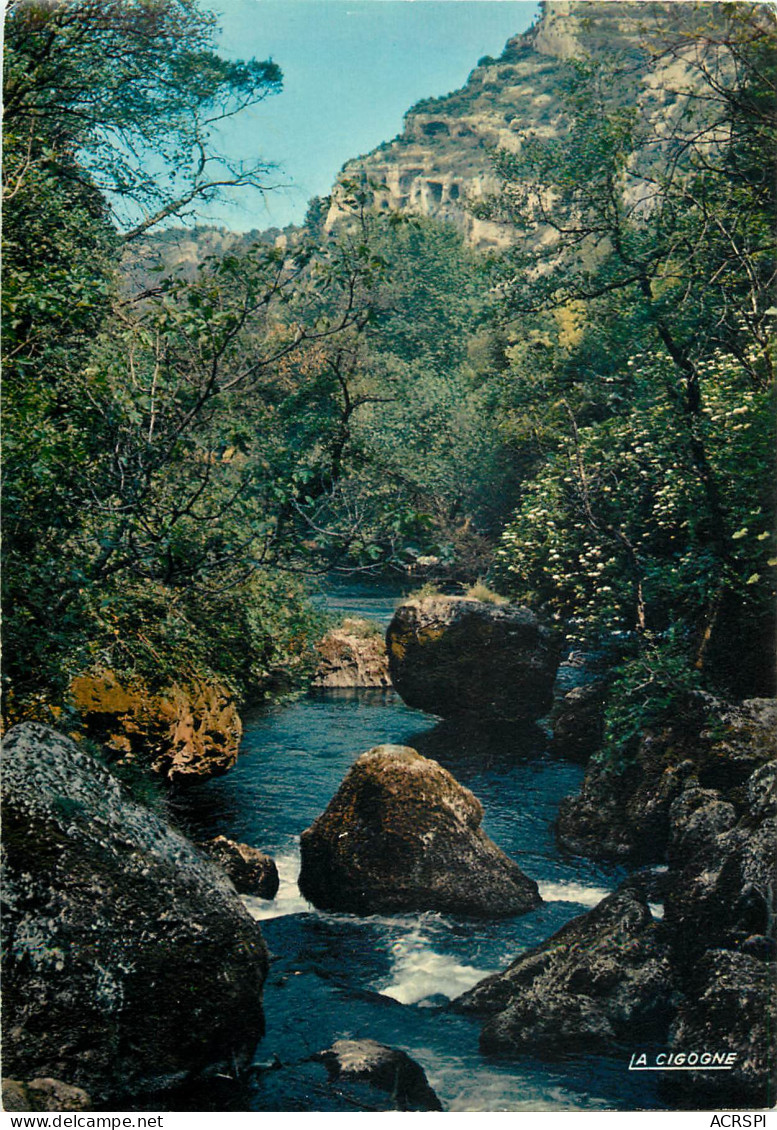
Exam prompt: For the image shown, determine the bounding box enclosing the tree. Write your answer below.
[490,3,776,696]
[3,0,282,238]
[2,0,330,719]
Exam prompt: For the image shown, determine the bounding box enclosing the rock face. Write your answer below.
[463,699,776,1108]
[314,1039,443,1112]
[312,618,391,688]
[454,886,674,1055]
[70,669,241,783]
[1,723,269,1104]
[2,1078,92,1113]
[204,836,279,899]
[298,744,540,918]
[666,949,774,1108]
[658,760,777,1107]
[387,597,561,722]
[326,3,720,249]
[556,696,777,863]
[550,681,607,763]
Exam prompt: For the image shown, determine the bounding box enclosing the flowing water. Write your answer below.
[174,590,664,1112]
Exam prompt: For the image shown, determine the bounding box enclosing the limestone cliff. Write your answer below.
[326,1,723,248]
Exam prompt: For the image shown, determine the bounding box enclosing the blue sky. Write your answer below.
[201,0,538,230]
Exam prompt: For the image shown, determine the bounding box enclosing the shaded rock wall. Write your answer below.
[557,697,777,863]
[456,699,777,1107]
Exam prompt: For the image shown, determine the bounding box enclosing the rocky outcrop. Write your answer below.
[387,597,561,722]
[469,699,776,1107]
[314,1039,442,1111]
[312,618,391,688]
[453,886,674,1055]
[298,744,540,917]
[1,723,269,1104]
[70,669,241,783]
[656,760,776,1106]
[204,836,279,899]
[556,696,777,863]
[550,681,607,763]
[666,949,775,1108]
[2,1078,92,1112]
[327,4,721,249]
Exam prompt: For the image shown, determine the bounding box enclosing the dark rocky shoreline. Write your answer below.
[2,596,774,1110]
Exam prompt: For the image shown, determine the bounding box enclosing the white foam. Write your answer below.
[648,901,665,919]
[377,933,496,1005]
[241,846,312,921]
[538,880,612,907]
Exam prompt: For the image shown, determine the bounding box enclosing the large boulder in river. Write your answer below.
[453,886,674,1056]
[312,618,391,688]
[386,596,562,721]
[298,744,540,918]
[314,1039,442,1111]
[1,723,269,1104]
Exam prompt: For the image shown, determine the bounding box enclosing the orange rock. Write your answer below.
[69,670,241,783]
[312,618,391,688]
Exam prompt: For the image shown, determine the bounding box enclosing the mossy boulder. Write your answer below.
[1,723,268,1104]
[1,1078,92,1112]
[298,744,540,918]
[386,596,561,721]
[314,1039,443,1111]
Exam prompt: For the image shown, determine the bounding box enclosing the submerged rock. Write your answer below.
[204,836,279,899]
[298,744,540,918]
[314,1039,443,1111]
[70,669,241,783]
[1,723,269,1104]
[386,596,561,722]
[453,886,673,1056]
[312,618,391,688]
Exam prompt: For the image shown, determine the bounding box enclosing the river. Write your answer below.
[173,589,664,1112]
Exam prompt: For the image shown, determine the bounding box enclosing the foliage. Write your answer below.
[491,5,776,700]
[0,0,329,721]
[79,573,326,705]
[2,0,509,722]
[4,0,774,765]
[598,637,705,772]
[3,0,282,238]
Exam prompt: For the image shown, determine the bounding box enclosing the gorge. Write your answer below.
[2,0,775,1115]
